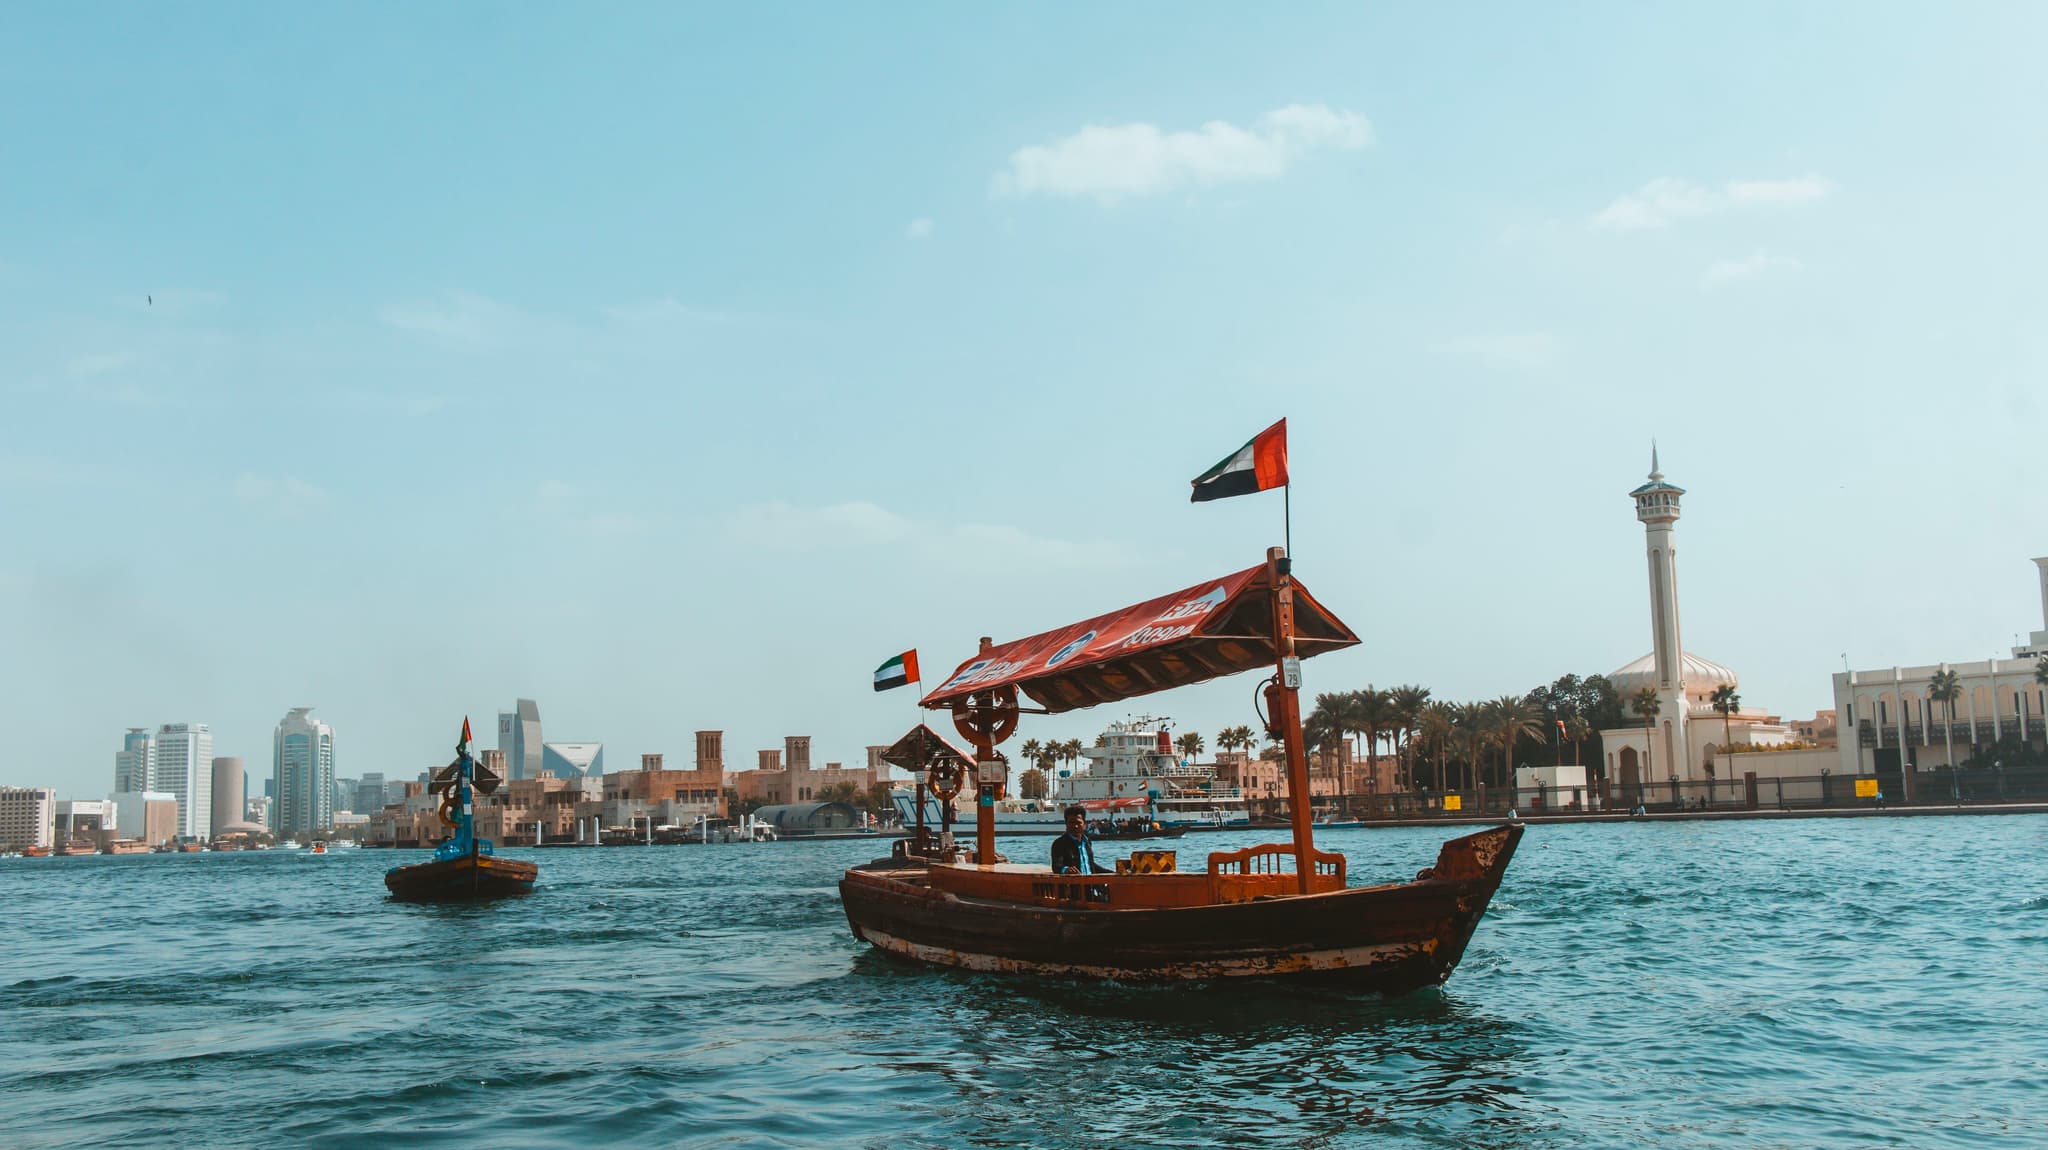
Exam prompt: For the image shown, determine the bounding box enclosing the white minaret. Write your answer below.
[2029,557,2048,651]
[1630,447,1690,780]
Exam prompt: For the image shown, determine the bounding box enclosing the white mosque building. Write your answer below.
[1598,452,1791,796]
[1831,558,2048,796]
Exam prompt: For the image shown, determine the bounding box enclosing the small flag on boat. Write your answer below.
[874,650,920,692]
[462,716,473,744]
[1190,418,1288,502]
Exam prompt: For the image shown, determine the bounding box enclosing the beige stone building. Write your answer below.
[732,735,885,805]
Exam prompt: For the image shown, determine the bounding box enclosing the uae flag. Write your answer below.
[1190,419,1288,502]
[873,650,920,692]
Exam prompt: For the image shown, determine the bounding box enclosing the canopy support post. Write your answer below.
[1266,546,1317,895]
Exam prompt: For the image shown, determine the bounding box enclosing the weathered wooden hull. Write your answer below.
[384,853,538,900]
[840,824,1520,993]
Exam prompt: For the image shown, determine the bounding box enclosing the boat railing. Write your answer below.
[1206,843,1346,887]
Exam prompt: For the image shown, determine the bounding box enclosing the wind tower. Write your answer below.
[1630,446,1689,780]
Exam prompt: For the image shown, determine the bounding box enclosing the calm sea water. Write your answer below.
[3,816,2045,1148]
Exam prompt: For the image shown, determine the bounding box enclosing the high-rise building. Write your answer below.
[274,707,337,837]
[0,787,57,851]
[210,757,245,838]
[245,794,272,829]
[356,773,388,814]
[332,776,357,815]
[154,723,214,840]
[114,727,154,794]
[498,699,543,780]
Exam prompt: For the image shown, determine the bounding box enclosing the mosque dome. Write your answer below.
[1606,651,1739,696]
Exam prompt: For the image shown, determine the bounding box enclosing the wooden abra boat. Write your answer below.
[385,719,537,901]
[840,547,1523,992]
[844,823,1518,987]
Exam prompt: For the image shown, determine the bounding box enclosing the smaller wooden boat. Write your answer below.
[384,851,539,900]
[21,844,51,857]
[385,718,537,901]
[1090,823,1189,841]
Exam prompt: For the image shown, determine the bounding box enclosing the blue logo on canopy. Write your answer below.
[1044,631,1097,668]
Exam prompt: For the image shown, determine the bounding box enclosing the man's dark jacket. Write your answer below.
[1051,831,1110,875]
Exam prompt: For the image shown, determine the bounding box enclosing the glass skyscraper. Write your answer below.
[273,707,336,837]
[498,699,542,781]
[113,727,154,794]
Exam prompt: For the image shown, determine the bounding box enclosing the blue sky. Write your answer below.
[4,3,2044,796]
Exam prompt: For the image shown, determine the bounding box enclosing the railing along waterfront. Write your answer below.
[1249,764,2048,821]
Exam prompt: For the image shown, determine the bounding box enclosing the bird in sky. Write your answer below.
[147,295,152,305]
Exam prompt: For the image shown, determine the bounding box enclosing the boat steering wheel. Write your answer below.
[926,759,965,802]
[949,685,1019,752]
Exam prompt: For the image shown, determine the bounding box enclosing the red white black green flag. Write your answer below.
[874,650,920,692]
[1190,419,1288,502]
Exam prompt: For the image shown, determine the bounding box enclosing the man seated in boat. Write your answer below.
[1051,805,1113,894]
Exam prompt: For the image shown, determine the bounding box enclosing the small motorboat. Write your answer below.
[385,718,537,901]
[1089,823,1189,841]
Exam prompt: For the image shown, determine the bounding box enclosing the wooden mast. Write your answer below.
[1266,546,1317,895]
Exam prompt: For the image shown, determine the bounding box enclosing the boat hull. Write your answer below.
[840,824,1520,993]
[384,853,538,900]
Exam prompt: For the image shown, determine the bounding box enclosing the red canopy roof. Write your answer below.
[922,562,1359,715]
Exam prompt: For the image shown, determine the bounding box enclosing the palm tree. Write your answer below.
[1061,738,1085,775]
[1453,701,1488,793]
[1630,687,1661,803]
[1019,738,1043,772]
[1349,687,1394,797]
[1390,685,1432,790]
[1489,695,1542,798]
[1709,684,1741,796]
[1418,702,1456,791]
[1565,716,1591,768]
[1175,731,1204,761]
[1928,667,1963,804]
[1217,724,1255,760]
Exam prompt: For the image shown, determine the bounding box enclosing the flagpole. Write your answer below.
[1284,482,1292,559]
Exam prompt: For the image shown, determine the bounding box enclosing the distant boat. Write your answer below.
[385,718,537,901]
[309,841,328,854]
[21,845,51,858]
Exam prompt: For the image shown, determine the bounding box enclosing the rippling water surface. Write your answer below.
[4,817,2046,1148]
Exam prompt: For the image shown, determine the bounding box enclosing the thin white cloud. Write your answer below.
[1592,174,1833,231]
[1725,176,1833,205]
[1432,332,1561,370]
[730,500,1122,569]
[992,104,1372,203]
[1703,250,1802,288]
[382,292,754,354]
[379,292,529,346]
[905,218,934,240]
[533,480,645,538]
[233,474,329,517]
[66,351,136,377]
